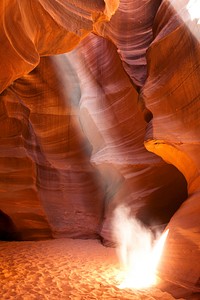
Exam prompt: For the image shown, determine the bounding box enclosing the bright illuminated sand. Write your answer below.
[0,238,180,300]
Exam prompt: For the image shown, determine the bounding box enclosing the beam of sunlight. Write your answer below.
[112,205,169,290]
[168,0,200,41]
[187,0,200,24]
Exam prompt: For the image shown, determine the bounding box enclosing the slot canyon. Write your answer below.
[0,0,199,299]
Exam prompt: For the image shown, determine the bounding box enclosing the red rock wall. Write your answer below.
[0,0,119,239]
[0,0,118,93]
[69,34,187,245]
[0,0,199,296]
[142,0,200,294]
[94,0,162,87]
[1,55,106,239]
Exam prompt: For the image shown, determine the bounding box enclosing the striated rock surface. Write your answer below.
[94,0,162,87]
[0,0,118,93]
[142,0,200,295]
[0,55,105,239]
[68,33,187,245]
[0,0,119,239]
[0,0,200,298]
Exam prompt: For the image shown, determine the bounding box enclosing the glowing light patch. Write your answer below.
[187,0,200,24]
[112,205,169,290]
[168,0,200,42]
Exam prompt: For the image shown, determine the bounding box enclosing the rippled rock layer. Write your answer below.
[0,0,199,298]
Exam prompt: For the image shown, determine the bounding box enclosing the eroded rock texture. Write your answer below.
[0,0,119,239]
[69,34,187,246]
[0,0,200,297]
[142,1,200,295]
[1,56,104,240]
[94,0,162,87]
[0,0,118,93]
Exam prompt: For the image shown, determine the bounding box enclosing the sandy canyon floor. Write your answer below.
[0,238,184,300]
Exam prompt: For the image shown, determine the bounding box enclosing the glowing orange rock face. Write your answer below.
[0,0,119,93]
[0,0,200,297]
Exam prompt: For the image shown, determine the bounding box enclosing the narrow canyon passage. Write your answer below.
[0,0,200,299]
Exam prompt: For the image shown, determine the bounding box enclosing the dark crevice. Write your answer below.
[0,209,21,241]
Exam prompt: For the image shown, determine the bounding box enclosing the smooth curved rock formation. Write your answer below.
[94,0,162,88]
[0,55,105,239]
[69,33,187,245]
[0,0,118,93]
[0,0,200,298]
[142,0,200,295]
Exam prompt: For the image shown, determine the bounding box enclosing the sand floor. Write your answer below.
[0,238,183,300]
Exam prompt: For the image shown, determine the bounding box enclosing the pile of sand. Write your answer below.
[0,238,182,299]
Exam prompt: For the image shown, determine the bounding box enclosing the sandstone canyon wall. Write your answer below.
[0,0,199,297]
[142,1,200,295]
